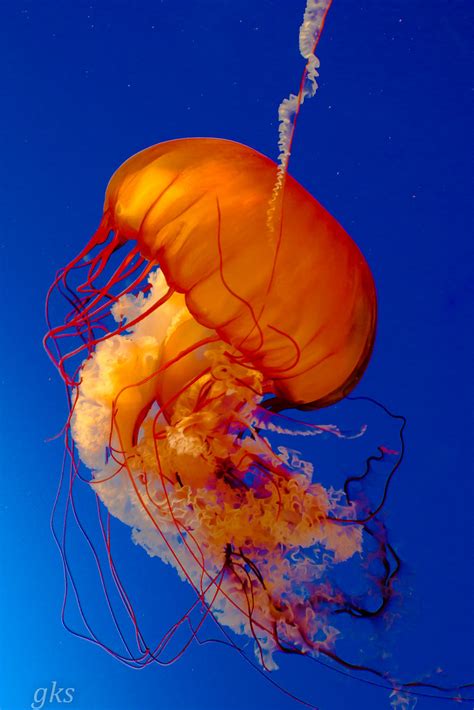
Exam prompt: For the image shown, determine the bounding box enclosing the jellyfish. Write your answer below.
[46,131,380,664]
[42,0,396,689]
[44,1,471,707]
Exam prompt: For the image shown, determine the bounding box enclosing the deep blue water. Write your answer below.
[0,2,473,709]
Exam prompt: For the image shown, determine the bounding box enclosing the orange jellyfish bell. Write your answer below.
[103,137,377,410]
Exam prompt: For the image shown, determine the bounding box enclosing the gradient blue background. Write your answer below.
[1,1,473,709]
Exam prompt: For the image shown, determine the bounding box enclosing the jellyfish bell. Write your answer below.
[101,137,377,413]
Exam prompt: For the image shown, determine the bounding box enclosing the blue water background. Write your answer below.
[0,1,472,709]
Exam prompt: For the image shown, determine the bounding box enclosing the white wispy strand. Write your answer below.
[267,0,331,232]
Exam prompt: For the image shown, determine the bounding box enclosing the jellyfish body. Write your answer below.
[104,138,376,411]
[45,137,387,673]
